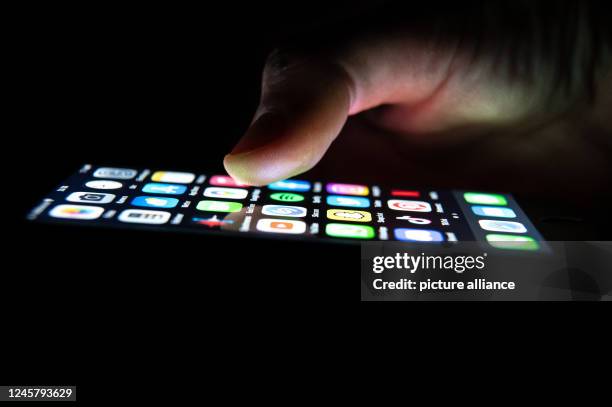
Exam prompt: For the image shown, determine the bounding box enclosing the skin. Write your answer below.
[223,2,612,202]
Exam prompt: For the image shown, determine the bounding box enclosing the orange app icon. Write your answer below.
[256,218,307,234]
[273,221,292,229]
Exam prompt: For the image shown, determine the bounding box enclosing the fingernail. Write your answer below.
[229,111,288,155]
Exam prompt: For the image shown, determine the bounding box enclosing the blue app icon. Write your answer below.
[268,179,311,192]
[327,195,370,208]
[471,206,516,218]
[394,228,444,242]
[131,196,179,209]
[261,205,307,218]
[142,183,187,195]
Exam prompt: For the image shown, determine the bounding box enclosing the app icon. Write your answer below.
[326,209,372,222]
[269,192,304,203]
[131,196,179,209]
[325,223,375,239]
[396,215,432,225]
[478,220,527,233]
[85,180,123,190]
[387,199,432,212]
[261,205,308,217]
[93,167,137,180]
[203,187,249,200]
[192,215,235,227]
[268,179,311,192]
[142,183,187,195]
[486,234,539,250]
[463,192,507,206]
[118,209,171,224]
[471,206,516,218]
[256,218,307,234]
[394,228,444,242]
[326,195,370,208]
[49,204,104,220]
[391,189,420,198]
[196,200,243,212]
[209,175,247,187]
[326,183,369,196]
[151,171,195,184]
[66,192,115,204]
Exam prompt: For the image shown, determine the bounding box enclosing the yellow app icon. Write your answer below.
[151,171,195,184]
[326,209,372,223]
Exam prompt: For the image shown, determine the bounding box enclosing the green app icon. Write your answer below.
[270,192,304,202]
[197,200,243,212]
[464,192,508,206]
[325,223,375,239]
[486,234,539,250]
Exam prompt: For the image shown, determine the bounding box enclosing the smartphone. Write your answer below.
[26,164,547,252]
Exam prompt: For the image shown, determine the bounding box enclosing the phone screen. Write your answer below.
[26,164,546,251]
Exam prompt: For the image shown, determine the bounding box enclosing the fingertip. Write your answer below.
[223,149,310,186]
[224,57,353,185]
[223,153,264,186]
[229,111,288,156]
[224,110,298,185]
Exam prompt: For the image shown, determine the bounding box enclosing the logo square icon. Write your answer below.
[387,199,432,212]
[326,183,369,196]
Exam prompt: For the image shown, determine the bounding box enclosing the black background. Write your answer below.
[9,2,368,394]
[7,1,610,399]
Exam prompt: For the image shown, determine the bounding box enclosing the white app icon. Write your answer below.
[256,218,307,234]
[118,209,171,224]
[396,215,432,225]
[387,199,432,212]
[261,205,308,217]
[66,191,115,204]
[85,180,123,190]
[93,167,138,179]
[203,187,248,199]
[151,171,195,184]
[49,204,104,220]
[478,220,527,233]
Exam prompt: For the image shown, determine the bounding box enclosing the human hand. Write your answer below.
[224,1,611,197]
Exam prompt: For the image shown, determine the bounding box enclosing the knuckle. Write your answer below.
[264,47,313,79]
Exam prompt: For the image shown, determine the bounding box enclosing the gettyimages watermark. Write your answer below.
[361,241,612,301]
[369,250,517,292]
[372,252,487,273]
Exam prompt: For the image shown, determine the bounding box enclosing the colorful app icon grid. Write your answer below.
[34,166,546,249]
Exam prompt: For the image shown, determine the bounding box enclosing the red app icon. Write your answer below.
[391,189,420,198]
[387,199,432,212]
[209,175,247,187]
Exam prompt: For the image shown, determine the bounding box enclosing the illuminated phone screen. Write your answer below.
[27,164,546,251]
